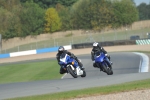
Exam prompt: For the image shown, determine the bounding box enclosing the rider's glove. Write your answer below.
[93,61,95,63]
[105,54,108,56]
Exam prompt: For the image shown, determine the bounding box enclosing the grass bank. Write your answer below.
[0,60,62,84]
[7,79,150,100]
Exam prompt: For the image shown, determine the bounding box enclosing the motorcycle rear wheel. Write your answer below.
[81,69,86,77]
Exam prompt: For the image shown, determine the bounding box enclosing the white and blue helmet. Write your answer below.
[58,46,65,53]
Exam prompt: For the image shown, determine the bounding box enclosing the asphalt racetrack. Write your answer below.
[0,52,150,100]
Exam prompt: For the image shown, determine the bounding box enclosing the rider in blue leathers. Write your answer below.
[56,46,83,74]
[91,42,112,70]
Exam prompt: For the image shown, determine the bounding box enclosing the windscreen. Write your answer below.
[60,53,67,59]
[60,53,68,63]
[95,51,100,56]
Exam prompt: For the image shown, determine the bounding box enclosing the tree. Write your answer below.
[0,0,21,11]
[44,8,62,33]
[20,0,79,8]
[112,0,139,27]
[0,0,22,39]
[137,3,150,20]
[90,0,115,31]
[130,0,136,6]
[56,3,72,30]
[19,1,45,37]
[70,0,115,31]
[70,0,92,29]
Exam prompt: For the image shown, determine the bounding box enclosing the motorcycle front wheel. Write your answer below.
[67,66,78,78]
[102,63,113,75]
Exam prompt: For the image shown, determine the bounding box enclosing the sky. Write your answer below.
[134,0,150,6]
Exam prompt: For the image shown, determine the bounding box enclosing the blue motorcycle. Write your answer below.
[59,52,86,78]
[94,51,113,75]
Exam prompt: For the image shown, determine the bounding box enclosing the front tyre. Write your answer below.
[109,69,113,75]
[102,63,113,75]
[67,66,78,78]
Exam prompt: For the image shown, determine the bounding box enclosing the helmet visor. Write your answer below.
[59,48,64,51]
[93,46,99,51]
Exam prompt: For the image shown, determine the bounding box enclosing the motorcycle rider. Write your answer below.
[91,42,112,70]
[56,46,84,74]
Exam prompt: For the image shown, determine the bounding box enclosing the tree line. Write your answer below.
[0,0,149,39]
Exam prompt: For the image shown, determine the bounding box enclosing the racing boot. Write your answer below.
[100,67,103,71]
[107,55,113,65]
[93,62,99,68]
[77,59,84,70]
[60,67,67,74]
[109,60,113,65]
[110,61,113,65]
[79,62,84,70]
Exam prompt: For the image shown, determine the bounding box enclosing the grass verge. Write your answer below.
[7,79,150,100]
[0,60,62,84]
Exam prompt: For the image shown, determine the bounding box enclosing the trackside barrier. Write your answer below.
[0,45,72,59]
[36,47,59,54]
[36,45,72,54]
[136,39,150,45]
[72,40,136,49]
[0,53,10,58]
[10,50,36,57]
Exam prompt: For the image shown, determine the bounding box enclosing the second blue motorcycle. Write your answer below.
[94,51,113,75]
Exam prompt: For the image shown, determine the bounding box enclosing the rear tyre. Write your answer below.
[81,69,86,77]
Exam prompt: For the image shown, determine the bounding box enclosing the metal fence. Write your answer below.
[1,28,150,54]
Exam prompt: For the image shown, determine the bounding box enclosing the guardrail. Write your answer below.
[1,39,150,59]
[0,45,72,59]
[136,39,150,45]
[72,40,136,49]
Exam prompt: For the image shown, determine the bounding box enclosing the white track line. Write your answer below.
[133,52,149,72]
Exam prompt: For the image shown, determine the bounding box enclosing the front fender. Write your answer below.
[67,64,75,70]
[98,60,108,67]
[100,61,106,66]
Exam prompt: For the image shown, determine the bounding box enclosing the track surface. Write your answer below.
[0,52,150,100]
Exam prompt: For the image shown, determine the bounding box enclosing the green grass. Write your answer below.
[0,60,62,84]
[7,79,150,100]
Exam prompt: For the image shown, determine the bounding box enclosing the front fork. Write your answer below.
[96,61,111,71]
[105,57,112,68]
